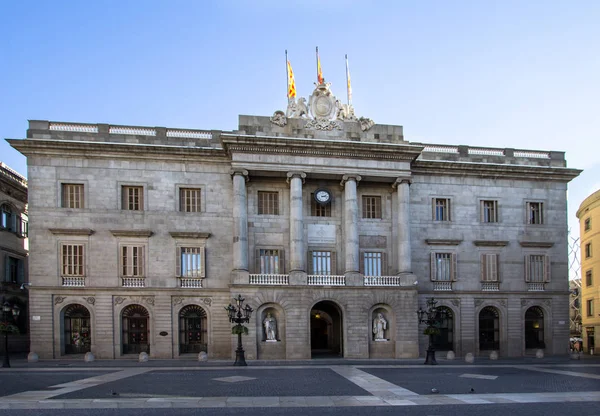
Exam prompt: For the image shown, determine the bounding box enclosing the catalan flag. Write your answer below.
[287,60,296,99]
[346,54,352,104]
[317,47,324,85]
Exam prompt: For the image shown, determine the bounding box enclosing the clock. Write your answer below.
[314,188,332,205]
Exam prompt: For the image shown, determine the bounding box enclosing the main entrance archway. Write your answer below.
[310,301,343,358]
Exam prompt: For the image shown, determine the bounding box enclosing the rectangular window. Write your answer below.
[258,249,281,274]
[585,218,591,232]
[121,245,145,277]
[177,247,204,278]
[481,200,498,223]
[310,194,331,217]
[122,186,144,211]
[180,188,201,213]
[586,270,593,287]
[585,243,592,258]
[61,244,85,276]
[61,184,84,208]
[587,299,594,317]
[526,202,544,225]
[1,205,13,231]
[311,251,333,275]
[525,254,550,282]
[481,253,499,281]
[362,196,382,219]
[258,191,279,215]
[431,252,456,281]
[433,198,451,221]
[363,252,384,276]
[4,256,24,283]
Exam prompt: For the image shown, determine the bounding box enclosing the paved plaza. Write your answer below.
[0,356,599,413]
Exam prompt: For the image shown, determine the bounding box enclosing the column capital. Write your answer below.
[340,174,362,187]
[391,177,412,189]
[230,169,249,182]
[286,171,306,184]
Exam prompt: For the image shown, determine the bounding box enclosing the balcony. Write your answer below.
[122,277,145,288]
[179,278,203,288]
[527,282,546,291]
[481,282,500,291]
[307,275,345,286]
[62,276,85,287]
[364,276,403,286]
[433,281,453,291]
[249,274,289,285]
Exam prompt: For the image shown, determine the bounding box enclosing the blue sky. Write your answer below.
[1,1,598,273]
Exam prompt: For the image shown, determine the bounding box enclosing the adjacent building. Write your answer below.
[8,83,581,360]
[577,189,600,353]
[0,161,29,354]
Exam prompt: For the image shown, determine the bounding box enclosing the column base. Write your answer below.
[231,270,249,285]
[345,271,363,286]
[289,271,307,285]
[396,272,419,287]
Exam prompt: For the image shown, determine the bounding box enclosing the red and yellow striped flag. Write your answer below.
[287,60,296,99]
[317,52,324,85]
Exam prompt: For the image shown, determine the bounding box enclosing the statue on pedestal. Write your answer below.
[373,312,387,341]
[263,312,277,341]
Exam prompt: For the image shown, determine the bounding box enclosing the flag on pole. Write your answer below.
[287,60,296,99]
[317,47,324,85]
[345,54,352,105]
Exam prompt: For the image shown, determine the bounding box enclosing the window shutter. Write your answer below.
[544,255,551,282]
[495,254,500,282]
[448,199,452,221]
[540,204,544,224]
[430,252,436,281]
[278,250,285,274]
[121,188,126,209]
[255,249,261,274]
[176,247,181,277]
[200,246,206,278]
[490,254,498,282]
[382,252,388,276]
[17,259,24,284]
[331,251,337,275]
[451,253,457,281]
[359,252,365,274]
[431,198,435,220]
[524,255,531,282]
[4,255,9,283]
[140,246,146,277]
[307,251,313,274]
[480,254,486,281]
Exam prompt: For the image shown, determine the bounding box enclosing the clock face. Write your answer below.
[314,189,331,204]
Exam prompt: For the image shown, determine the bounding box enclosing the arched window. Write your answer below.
[63,304,91,354]
[122,304,149,354]
[479,306,500,351]
[432,306,454,351]
[179,305,207,354]
[525,306,545,349]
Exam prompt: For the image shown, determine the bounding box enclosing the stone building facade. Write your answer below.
[0,161,29,354]
[9,108,580,360]
[577,189,600,353]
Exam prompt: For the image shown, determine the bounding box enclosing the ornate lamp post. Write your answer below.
[417,297,445,365]
[1,301,20,368]
[225,294,253,366]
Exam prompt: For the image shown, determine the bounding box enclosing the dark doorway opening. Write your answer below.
[310,301,343,358]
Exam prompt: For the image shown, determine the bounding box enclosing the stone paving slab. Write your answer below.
[51,368,370,399]
[358,366,600,395]
[0,371,108,398]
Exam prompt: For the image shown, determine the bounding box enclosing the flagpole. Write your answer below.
[316,46,319,83]
[285,50,289,101]
[345,54,349,106]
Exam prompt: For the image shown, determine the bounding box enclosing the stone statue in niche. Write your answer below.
[263,312,277,342]
[373,312,388,341]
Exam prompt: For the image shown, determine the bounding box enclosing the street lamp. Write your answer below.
[225,294,253,366]
[1,301,21,368]
[417,297,446,365]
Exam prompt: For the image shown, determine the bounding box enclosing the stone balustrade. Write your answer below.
[122,277,146,288]
[364,276,404,286]
[528,282,546,291]
[179,278,203,288]
[307,275,345,286]
[433,281,453,291]
[249,274,289,285]
[62,276,85,287]
[481,282,500,291]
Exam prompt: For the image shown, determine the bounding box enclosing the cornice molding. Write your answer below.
[519,241,555,248]
[49,228,94,236]
[110,230,154,238]
[473,240,509,247]
[425,239,463,246]
[169,232,211,239]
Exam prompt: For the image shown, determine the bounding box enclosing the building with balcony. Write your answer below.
[8,86,581,359]
[577,189,600,353]
[0,161,29,354]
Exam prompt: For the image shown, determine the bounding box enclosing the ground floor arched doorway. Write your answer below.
[122,304,149,355]
[179,304,207,354]
[63,304,91,355]
[310,301,343,358]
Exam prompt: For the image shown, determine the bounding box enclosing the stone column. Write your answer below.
[287,172,306,274]
[231,170,249,282]
[341,175,361,284]
[393,178,412,274]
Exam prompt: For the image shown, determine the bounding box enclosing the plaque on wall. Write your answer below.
[308,224,336,244]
